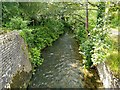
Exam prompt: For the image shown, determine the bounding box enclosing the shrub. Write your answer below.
[5,17,28,30]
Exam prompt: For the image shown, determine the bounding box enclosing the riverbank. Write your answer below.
[28,32,103,88]
[97,28,120,88]
[106,28,120,79]
[28,32,84,88]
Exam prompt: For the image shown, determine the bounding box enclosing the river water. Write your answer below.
[28,31,85,88]
[28,31,102,88]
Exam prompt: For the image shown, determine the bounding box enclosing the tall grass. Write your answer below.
[106,35,120,78]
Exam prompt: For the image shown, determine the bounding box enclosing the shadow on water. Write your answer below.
[28,31,103,88]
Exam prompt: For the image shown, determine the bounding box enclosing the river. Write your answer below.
[29,32,84,88]
[28,31,102,88]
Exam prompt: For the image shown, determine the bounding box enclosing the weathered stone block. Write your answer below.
[0,31,32,89]
[97,62,120,88]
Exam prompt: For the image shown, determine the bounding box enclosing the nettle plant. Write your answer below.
[80,24,111,68]
[91,26,111,65]
[79,2,111,68]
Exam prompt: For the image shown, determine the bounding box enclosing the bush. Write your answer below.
[5,17,28,30]
[20,18,64,68]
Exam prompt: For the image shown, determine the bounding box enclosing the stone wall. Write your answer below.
[97,62,120,88]
[0,31,32,89]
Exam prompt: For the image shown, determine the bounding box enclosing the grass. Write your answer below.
[106,50,120,78]
[106,34,120,79]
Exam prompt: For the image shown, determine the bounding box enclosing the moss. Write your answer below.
[0,27,11,35]
[10,71,32,88]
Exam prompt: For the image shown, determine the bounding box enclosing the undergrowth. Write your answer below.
[106,35,120,78]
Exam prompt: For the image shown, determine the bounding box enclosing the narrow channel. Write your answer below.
[28,31,101,88]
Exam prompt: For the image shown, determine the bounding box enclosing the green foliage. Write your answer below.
[106,50,120,76]
[106,34,120,77]
[2,2,116,70]
[2,2,66,68]
[106,35,119,76]
[96,2,105,28]
[20,18,64,67]
[5,17,28,30]
[76,2,112,68]
[74,26,87,43]
[2,2,21,25]
[88,10,97,31]
[30,48,43,67]
[20,29,34,47]
[108,2,119,28]
[79,38,94,68]
[79,27,111,68]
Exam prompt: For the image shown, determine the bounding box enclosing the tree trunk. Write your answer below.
[85,0,89,35]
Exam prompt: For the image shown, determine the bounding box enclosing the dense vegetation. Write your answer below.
[1,1,119,72]
[2,2,66,68]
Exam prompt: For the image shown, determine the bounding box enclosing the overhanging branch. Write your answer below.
[88,2,98,7]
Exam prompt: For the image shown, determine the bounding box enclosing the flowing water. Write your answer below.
[28,31,84,88]
[28,31,102,88]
